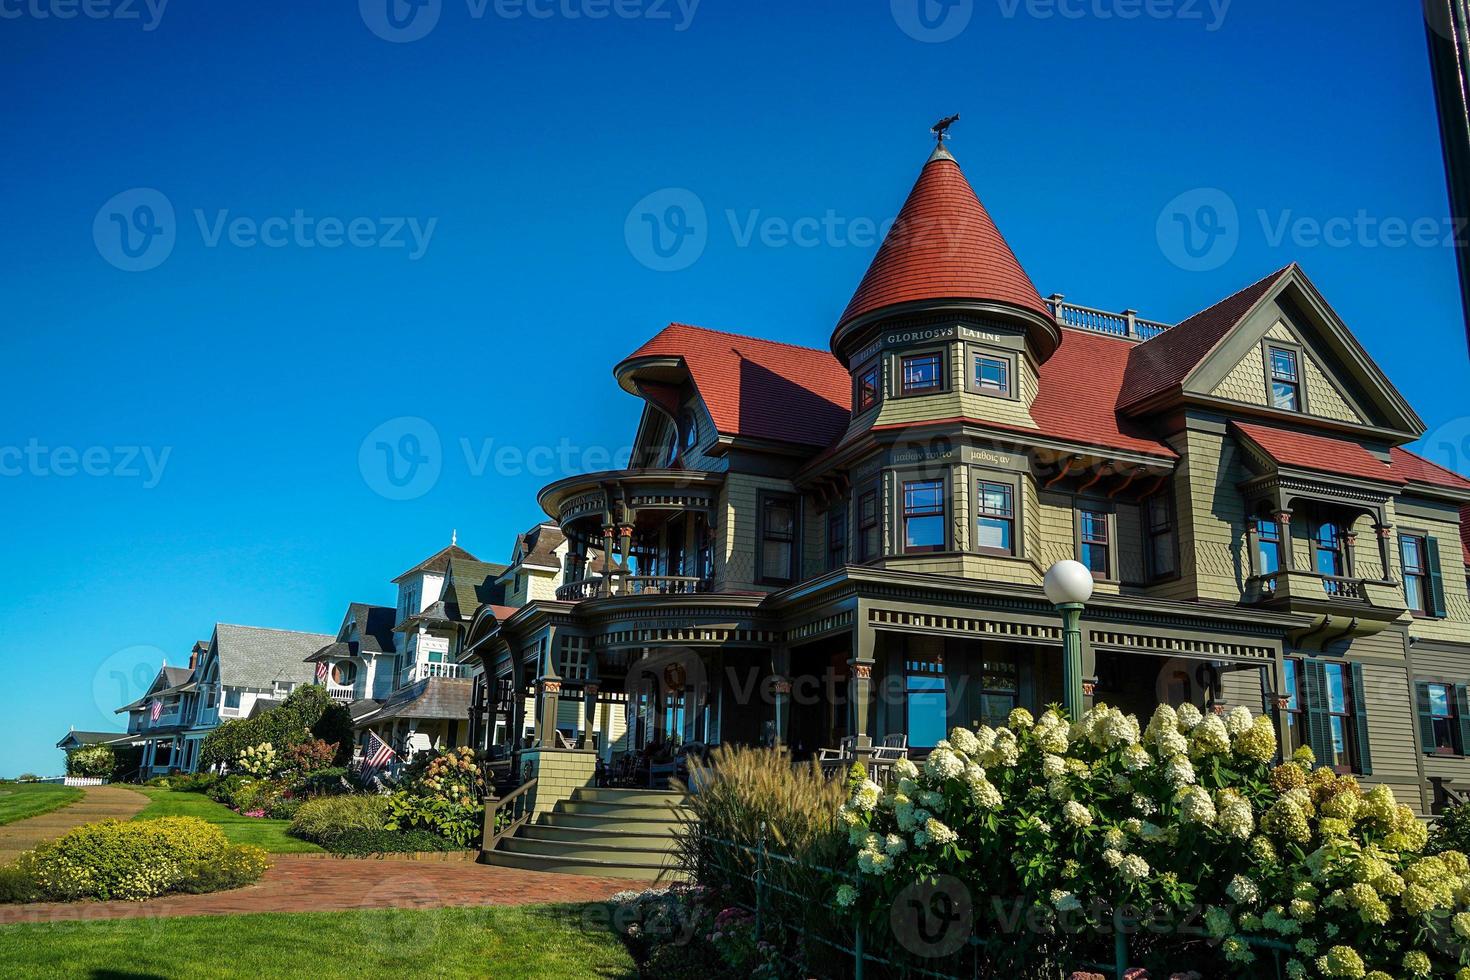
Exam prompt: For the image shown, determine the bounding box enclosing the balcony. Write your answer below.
[1247,569,1405,640]
[327,685,357,703]
[537,468,724,534]
[556,573,709,602]
[410,662,467,682]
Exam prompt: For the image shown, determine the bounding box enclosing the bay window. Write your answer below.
[902,479,946,554]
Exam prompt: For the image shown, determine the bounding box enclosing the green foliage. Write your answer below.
[152,771,219,794]
[642,938,726,979]
[8,816,269,902]
[65,744,115,778]
[0,863,39,903]
[322,828,465,856]
[384,747,485,847]
[199,686,353,770]
[287,794,391,844]
[1430,801,1470,856]
[237,743,283,777]
[282,739,338,776]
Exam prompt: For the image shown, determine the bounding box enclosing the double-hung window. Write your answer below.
[857,490,880,561]
[1255,514,1283,575]
[855,361,881,412]
[1428,683,1459,754]
[1269,347,1302,412]
[1079,507,1111,578]
[759,495,797,584]
[977,658,1019,727]
[1321,662,1357,772]
[826,506,847,571]
[902,480,946,554]
[1280,659,1306,756]
[1144,491,1176,578]
[975,480,1014,555]
[1401,534,1430,615]
[1315,521,1344,593]
[900,352,943,395]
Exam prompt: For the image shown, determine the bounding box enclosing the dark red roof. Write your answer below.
[1232,421,1402,484]
[1389,447,1470,491]
[1119,265,1294,411]
[1031,328,1177,457]
[623,323,852,448]
[836,147,1051,333]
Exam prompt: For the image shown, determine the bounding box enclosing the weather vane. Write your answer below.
[931,113,960,143]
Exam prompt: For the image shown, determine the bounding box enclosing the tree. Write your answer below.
[199,686,355,770]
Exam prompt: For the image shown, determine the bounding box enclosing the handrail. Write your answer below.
[483,776,538,851]
[1046,295,1173,341]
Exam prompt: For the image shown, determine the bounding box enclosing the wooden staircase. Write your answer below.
[480,787,691,881]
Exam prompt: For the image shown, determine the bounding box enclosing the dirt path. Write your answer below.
[0,856,640,924]
[0,785,147,864]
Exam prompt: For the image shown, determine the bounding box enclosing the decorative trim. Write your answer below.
[1089,629,1274,662]
[785,610,855,644]
[869,606,1062,644]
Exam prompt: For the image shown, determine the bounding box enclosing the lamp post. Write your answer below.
[1044,560,1095,720]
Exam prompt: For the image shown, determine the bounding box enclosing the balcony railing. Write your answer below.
[410,662,467,682]
[556,574,709,601]
[1248,570,1373,605]
[327,685,357,703]
[1046,295,1173,341]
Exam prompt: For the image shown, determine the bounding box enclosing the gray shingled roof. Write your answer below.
[355,677,471,724]
[341,602,396,654]
[214,624,334,690]
[56,730,133,748]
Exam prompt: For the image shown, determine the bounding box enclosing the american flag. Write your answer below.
[149,699,162,723]
[315,660,329,684]
[360,731,397,780]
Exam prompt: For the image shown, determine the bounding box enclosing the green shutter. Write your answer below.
[1301,660,1334,767]
[1349,661,1371,775]
[1419,682,1440,755]
[1426,536,1447,618]
[1457,686,1470,757]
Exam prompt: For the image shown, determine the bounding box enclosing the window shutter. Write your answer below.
[1425,536,1447,617]
[1349,661,1372,775]
[1301,660,1334,767]
[1419,682,1440,755]
[1457,686,1470,757]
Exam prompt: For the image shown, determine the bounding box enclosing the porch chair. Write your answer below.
[872,734,909,763]
[817,735,857,771]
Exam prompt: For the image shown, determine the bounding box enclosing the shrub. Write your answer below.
[206,774,249,804]
[384,747,485,847]
[642,938,726,979]
[322,828,464,856]
[288,794,391,844]
[199,686,352,770]
[66,744,114,778]
[224,779,285,815]
[236,743,282,777]
[155,772,218,794]
[13,817,268,902]
[0,862,39,903]
[1430,800,1470,856]
[282,739,337,776]
[293,767,355,797]
[837,703,1470,977]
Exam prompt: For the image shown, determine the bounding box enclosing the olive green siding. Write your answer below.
[1387,496,1470,643]
[1205,317,1363,424]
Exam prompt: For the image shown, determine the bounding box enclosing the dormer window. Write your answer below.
[900,352,943,396]
[1269,347,1301,412]
[680,409,698,454]
[855,360,881,413]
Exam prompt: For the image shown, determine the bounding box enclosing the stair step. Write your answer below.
[480,848,686,882]
[501,837,680,866]
[537,812,683,834]
[522,824,677,849]
[554,800,695,820]
[571,788,690,806]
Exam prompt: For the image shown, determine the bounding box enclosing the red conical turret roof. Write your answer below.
[835,145,1053,349]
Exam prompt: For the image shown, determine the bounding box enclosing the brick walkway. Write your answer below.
[0,856,640,924]
[0,785,148,864]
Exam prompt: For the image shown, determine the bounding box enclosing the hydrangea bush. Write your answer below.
[838,702,1470,978]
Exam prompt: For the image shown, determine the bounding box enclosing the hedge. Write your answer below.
[199,686,352,770]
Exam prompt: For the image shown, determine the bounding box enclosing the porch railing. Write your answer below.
[410,662,467,682]
[483,776,537,851]
[556,574,709,601]
[1046,295,1173,341]
[327,685,356,703]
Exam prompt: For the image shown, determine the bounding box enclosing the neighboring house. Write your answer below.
[461,139,1470,815]
[178,623,334,772]
[116,664,195,776]
[351,540,509,756]
[306,601,398,706]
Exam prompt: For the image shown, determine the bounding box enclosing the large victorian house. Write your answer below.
[464,140,1470,820]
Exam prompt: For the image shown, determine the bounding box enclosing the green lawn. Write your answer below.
[130,789,322,853]
[0,784,83,826]
[0,905,636,979]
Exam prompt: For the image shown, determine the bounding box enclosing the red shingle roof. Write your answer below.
[1119,265,1294,411]
[1389,447,1470,491]
[1232,421,1402,484]
[623,323,853,448]
[836,147,1051,333]
[1030,328,1177,457]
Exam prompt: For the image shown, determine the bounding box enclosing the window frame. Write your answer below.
[897,349,947,398]
[902,640,948,750]
[854,359,882,415]
[1143,487,1178,581]
[1427,682,1461,755]
[1400,531,1431,617]
[679,408,699,455]
[1254,511,1283,576]
[900,476,948,555]
[1314,519,1345,592]
[856,487,881,562]
[963,343,1018,400]
[974,476,1017,557]
[1264,341,1306,414]
[976,655,1020,728]
[826,503,848,572]
[1280,658,1307,758]
[1321,661,1359,775]
[756,491,799,586]
[1075,501,1115,581]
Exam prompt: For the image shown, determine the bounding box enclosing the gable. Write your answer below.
[1172,268,1421,436]
[1204,317,1366,424]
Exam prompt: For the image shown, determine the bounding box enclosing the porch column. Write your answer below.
[600,522,618,597]
[509,657,526,749]
[1374,523,1394,580]
[535,678,562,748]
[582,683,599,750]
[1342,530,1359,578]
[1270,649,1291,762]
[770,647,791,748]
[1274,510,1295,571]
[849,624,877,753]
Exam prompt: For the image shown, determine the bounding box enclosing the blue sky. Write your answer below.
[2,0,1466,775]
